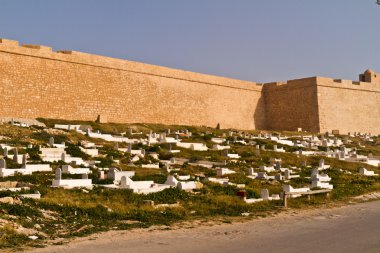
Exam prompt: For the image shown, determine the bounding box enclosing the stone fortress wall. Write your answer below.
[0,38,379,134]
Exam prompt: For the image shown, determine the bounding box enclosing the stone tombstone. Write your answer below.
[255,149,260,156]
[128,143,132,153]
[169,144,172,151]
[275,174,283,181]
[311,168,319,176]
[261,189,270,200]
[319,159,325,168]
[3,147,8,157]
[141,149,146,156]
[257,172,268,180]
[167,129,171,134]
[273,145,277,151]
[275,161,281,171]
[49,137,54,147]
[284,169,291,180]
[0,158,6,169]
[55,168,62,180]
[61,152,66,162]
[261,145,266,151]
[120,176,127,188]
[247,167,255,176]
[175,134,179,140]
[22,154,27,168]
[13,148,18,162]
[234,136,237,142]
[129,128,133,135]
[99,171,105,180]
[256,145,260,150]
[114,142,119,150]
[82,173,88,179]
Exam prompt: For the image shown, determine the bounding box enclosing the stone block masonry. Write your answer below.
[0,38,379,134]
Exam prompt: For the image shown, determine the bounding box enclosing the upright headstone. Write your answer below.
[275,161,281,171]
[128,143,132,153]
[3,147,8,157]
[273,145,278,151]
[275,173,283,181]
[284,169,291,180]
[255,145,260,155]
[120,176,127,188]
[21,154,27,168]
[247,167,255,176]
[114,142,119,150]
[13,148,18,163]
[49,137,54,147]
[55,168,62,180]
[261,189,270,200]
[82,173,88,179]
[61,152,66,162]
[99,171,105,180]
[167,129,171,134]
[319,159,325,168]
[0,158,6,169]
[311,168,319,176]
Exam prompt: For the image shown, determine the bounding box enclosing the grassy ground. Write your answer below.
[0,119,379,250]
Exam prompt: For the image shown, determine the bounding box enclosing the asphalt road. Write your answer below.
[26,200,380,253]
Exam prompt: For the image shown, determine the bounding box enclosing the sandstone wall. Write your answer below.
[0,39,265,130]
[262,77,320,132]
[316,77,380,135]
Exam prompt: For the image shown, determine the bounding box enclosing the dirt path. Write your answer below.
[22,200,380,253]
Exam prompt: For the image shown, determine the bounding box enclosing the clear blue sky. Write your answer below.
[0,0,379,82]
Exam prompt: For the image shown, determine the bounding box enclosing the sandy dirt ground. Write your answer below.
[21,200,380,253]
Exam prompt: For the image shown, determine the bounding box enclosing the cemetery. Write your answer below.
[0,118,379,250]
